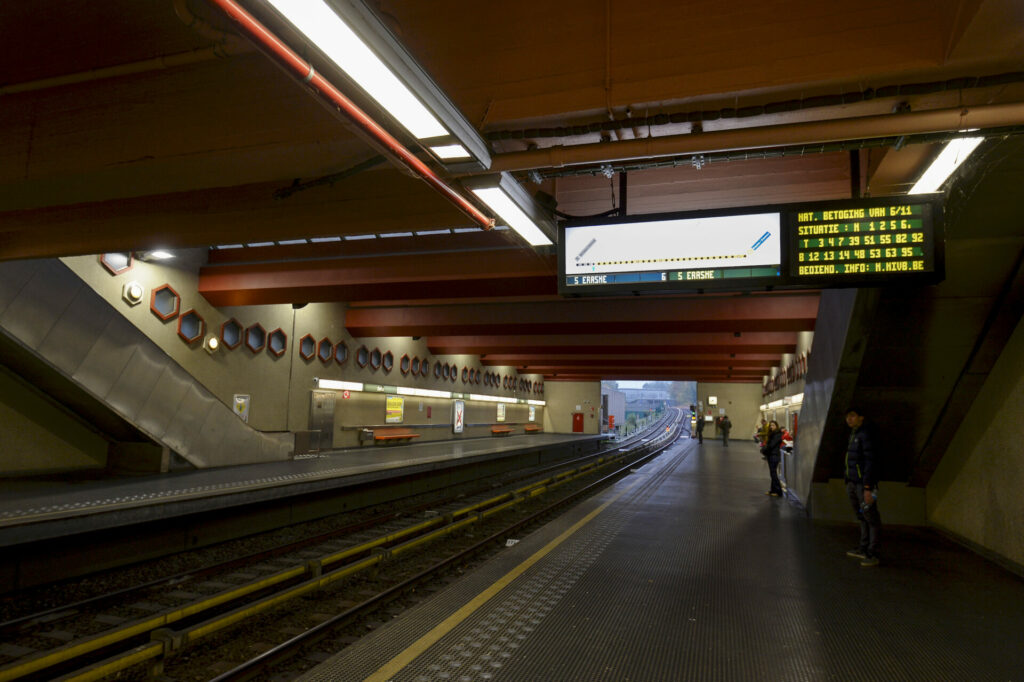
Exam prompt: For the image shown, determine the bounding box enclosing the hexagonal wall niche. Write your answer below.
[400,354,411,375]
[461,367,469,383]
[382,350,394,373]
[356,345,369,368]
[449,364,457,383]
[177,309,205,344]
[334,341,348,365]
[299,334,315,361]
[420,359,430,377]
[150,284,180,321]
[369,348,382,371]
[100,252,133,276]
[434,362,442,379]
[318,338,333,364]
[410,356,420,375]
[221,319,242,349]
[268,328,287,357]
[245,323,266,354]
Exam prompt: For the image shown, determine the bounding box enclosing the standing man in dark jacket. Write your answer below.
[844,407,881,566]
[695,415,705,444]
[720,414,732,446]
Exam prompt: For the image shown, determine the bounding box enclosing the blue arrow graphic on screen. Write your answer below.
[750,231,771,250]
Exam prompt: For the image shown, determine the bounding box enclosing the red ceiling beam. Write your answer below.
[346,295,819,337]
[493,359,774,370]
[544,374,762,383]
[205,231,518,265]
[199,250,557,305]
[480,354,779,366]
[428,332,798,356]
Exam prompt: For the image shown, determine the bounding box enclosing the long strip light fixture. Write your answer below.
[315,378,545,405]
[207,0,492,229]
[909,135,984,194]
[463,172,558,246]
[261,0,491,172]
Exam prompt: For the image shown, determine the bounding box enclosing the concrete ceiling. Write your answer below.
[1,0,1022,382]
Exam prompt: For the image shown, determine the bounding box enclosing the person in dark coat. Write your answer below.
[695,415,705,444]
[844,407,881,567]
[720,414,732,446]
[762,420,784,496]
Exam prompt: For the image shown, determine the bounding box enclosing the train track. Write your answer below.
[0,411,684,681]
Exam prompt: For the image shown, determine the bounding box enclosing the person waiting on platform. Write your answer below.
[755,418,769,444]
[695,415,705,444]
[761,420,784,497]
[844,406,881,567]
[719,414,732,446]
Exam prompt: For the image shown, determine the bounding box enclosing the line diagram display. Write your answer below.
[564,213,782,275]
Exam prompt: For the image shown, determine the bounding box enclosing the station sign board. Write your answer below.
[559,195,943,295]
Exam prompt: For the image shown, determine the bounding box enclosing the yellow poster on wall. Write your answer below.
[386,395,405,423]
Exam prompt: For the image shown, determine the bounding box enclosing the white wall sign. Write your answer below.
[233,394,251,423]
[529,405,536,422]
[497,403,506,422]
[453,400,465,433]
[708,396,718,405]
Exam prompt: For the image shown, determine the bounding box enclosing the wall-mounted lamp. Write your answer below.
[204,335,221,354]
[135,250,175,262]
[909,135,984,194]
[122,281,144,305]
[263,0,490,172]
[462,172,557,247]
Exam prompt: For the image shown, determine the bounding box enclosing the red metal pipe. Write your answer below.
[205,0,493,229]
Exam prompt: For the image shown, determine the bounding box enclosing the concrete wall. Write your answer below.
[927,313,1024,570]
[62,254,544,448]
[697,382,762,440]
[0,365,108,474]
[544,381,601,434]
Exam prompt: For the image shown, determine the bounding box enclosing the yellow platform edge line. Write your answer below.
[364,475,644,681]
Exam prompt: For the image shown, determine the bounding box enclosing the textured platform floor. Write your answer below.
[303,437,1024,681]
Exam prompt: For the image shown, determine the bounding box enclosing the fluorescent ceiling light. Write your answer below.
[452,228,483,234]
[317,378,364,391]
[469,393,519,404]
[266,0,447,140]
[344,234,377,241]
[215,244,244,249]
[310,236,342,243]
[416,229,452,236]
[397,386,452,399]
[278,239,308,245]
[909,136,984,194]
[527,399,546,406]
[470,187,553,246]
[246,241,275,248]
[140,250,175,260]
[379,232,414,238]
[430,144,471,159]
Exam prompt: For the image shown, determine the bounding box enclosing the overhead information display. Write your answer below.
[564,213,781,287]
[789,203,935,281]
[558,196,942,295]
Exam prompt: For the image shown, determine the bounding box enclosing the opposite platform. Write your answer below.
[0,432,604,546]
[304,437,1024,681]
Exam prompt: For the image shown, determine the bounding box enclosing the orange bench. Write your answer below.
[524,424,543,433]
[491,425,515,436]
[373,428,421,444]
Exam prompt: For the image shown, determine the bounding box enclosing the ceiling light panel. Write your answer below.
[464,172,557,247]
[909,136,984,194]
[264,0,491,171]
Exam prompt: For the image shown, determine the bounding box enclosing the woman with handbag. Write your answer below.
[762,420,784,497]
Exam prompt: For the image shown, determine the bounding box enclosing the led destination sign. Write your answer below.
[790,203,934,281]
[558,196,942,295]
